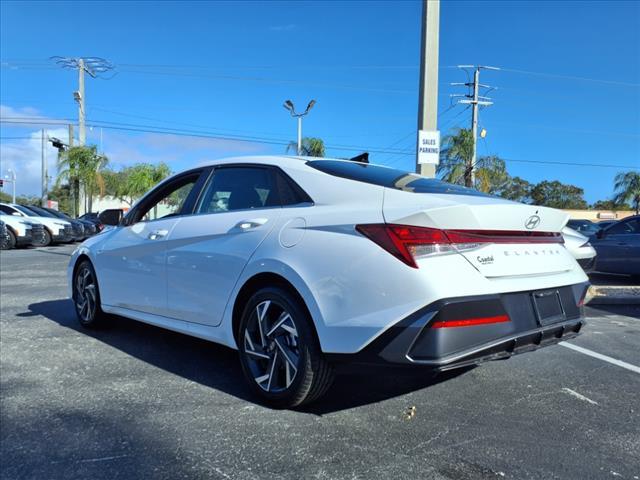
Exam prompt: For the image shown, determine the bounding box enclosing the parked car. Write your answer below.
[590,215,640,279]
[562,226,596,272]
[43,208,97,237]
[596,220,617,229]
[567,219,602,236]
[24,205,86,242]
[0,212,45,248]
[0,220,11,250]
[68,156,589,407]
[78,212,105,232]
[0,203,72,246]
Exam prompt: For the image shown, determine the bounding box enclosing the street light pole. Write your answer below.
[283,100,316,155]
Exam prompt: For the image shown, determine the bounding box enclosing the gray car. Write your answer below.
[590,215,640,279]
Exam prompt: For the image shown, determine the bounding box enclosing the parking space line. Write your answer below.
[559,342,640,374]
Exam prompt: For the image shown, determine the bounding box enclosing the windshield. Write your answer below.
[13,205,40,216]
[307,160,491,197]
[24,206,57,218]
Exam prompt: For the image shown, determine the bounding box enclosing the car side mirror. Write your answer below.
[98,209,122,226]
[11,212,21,216]
[596,229,605,239]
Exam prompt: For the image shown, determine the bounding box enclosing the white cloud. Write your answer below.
[0,117,67,197]
[1,104,271,195]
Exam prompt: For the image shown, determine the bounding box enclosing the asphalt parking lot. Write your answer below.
[1,245,639,480]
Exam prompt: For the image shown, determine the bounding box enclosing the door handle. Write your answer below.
[148,229,169,240]
[236,218,268,230]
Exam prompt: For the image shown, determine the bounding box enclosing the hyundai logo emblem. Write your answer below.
[525,215,541,230]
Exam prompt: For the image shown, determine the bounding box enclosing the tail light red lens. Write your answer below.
[356,223,564,268]
[430,314,510,328]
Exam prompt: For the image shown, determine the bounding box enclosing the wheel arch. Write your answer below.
[231,271,322,349]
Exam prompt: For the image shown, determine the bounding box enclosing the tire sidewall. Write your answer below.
[39,228,51,247]
[4,229,16,249]
[73,260,104,327]
[237,286,317,406]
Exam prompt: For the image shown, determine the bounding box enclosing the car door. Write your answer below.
[165,165,289,326]
[95,169,208,316]
[594,218,640,275]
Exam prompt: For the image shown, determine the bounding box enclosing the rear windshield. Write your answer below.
[307,160,490,197]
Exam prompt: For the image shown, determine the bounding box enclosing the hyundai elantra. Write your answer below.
[68,156,589,407]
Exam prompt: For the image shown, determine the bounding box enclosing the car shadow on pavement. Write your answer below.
[23,299,473,413]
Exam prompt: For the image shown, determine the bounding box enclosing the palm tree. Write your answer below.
[613,171,640,214]
[437,128,473,186]
[286,137,325,157]
[57,145,107,216]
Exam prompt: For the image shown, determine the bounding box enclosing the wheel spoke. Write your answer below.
[85,284,96,303]
[266,312,292,337]
[255,301,271,347]
[274,338,298,373]
[266,353,278,392]
[244,330,270,359]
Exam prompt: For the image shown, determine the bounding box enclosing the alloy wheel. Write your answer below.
[243,300,301,393]
[75,266,97,323]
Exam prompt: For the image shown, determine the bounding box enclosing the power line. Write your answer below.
[3,117,638,169]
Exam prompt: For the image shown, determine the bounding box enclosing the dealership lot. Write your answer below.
[1,245,638,480]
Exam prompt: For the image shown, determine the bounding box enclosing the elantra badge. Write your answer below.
[525,215,541,230]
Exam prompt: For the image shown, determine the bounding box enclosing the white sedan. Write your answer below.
[68,156,589,407]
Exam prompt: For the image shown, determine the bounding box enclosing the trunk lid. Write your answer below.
[383,188,574,278]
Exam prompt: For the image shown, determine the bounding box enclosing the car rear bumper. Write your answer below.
[577,257,596,273]
[327,282,589,371]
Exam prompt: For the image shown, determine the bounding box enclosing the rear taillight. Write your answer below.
[356,224,564,268]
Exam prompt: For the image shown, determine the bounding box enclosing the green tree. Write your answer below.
[56,145,108,216]
[48,184,72,214]
[438,128,473,186]
[591,199,630,211]
[0,191,40,206]
[613,171,640,214]
[474,156,510,195]
[286,137,325,157]
[499,176,533,203]
[530,180,588,209]
[105,163,172,206]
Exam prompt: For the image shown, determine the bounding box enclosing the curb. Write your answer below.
[586,285,640,306]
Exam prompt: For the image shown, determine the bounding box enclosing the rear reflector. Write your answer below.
[430,314,510,328]
[356,223,564,268]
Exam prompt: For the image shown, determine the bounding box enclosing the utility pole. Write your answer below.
[470,68,479,186]
[68,124,74,147]
[282,100,316,155]
[78,58,86,145]
[50,56,114,146]
[451,65,499,187]
[416,0,440,177]
[41,129,48,207]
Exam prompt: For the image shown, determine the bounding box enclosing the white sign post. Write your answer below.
[417,130,440,165]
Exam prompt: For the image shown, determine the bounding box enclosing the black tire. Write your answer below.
[238,286,334,408]
[2,229,16,250]
[72,260,108,328]
[34,228,51,247]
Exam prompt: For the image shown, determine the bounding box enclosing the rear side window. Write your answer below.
[607,219,639,235]
[197,167,280,214]
[196,166,312,214]
[306,160,490,197]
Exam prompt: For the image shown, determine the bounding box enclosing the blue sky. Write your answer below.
[1,0,638,203]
